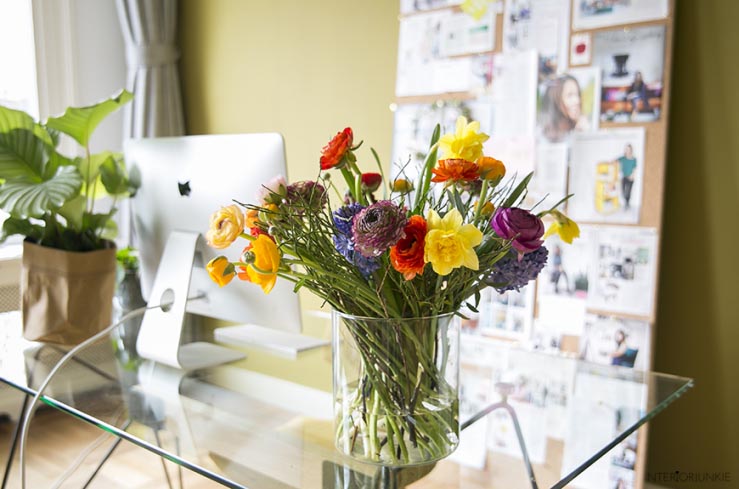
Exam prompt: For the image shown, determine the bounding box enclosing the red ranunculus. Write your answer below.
[390,215,427,281]
[361,173,382,192]
[320,127,353,170]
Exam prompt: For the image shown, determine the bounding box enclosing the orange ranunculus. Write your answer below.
[431,159,480,184]
[390,215,427,281]
[245,208,260,228]
[477,156,506,181]
[243,234,281,294]
[206,256,236,287]
[320,127,353,170]
[206,204,245,249]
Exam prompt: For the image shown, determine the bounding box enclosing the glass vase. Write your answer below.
[332,311,460,466]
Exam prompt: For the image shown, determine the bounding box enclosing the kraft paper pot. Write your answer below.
[21,240,117,345]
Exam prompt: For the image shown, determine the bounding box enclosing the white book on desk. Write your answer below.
[214,323,329,358]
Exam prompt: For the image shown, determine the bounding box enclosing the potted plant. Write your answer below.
[0,90,139,344]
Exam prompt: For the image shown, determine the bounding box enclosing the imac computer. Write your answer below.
[126,134,327,370]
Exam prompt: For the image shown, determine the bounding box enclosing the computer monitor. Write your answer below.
[126,134,306,368]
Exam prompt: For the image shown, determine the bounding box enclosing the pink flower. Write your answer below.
[256,175,287,204]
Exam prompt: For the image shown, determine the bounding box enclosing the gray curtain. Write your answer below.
[116,0,185,138]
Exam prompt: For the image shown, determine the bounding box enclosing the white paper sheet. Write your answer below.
[586,226,659,318]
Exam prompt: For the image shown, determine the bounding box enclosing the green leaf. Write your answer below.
[78,152,117,198]
[0,165,82,218]
[413,124,441,214]
[99,217,118,240]
[0,129,48,181]
[501,172,533,209]
[45,90,133,147]
[57,195,86,230]
[0,216,42,243]
[99,154,130,196]
[0,106,55,147]
[0,106,36,133]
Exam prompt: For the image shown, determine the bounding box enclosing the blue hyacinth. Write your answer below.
[487,246,549,293]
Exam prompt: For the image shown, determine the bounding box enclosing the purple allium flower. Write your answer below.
[333,203,365,236]
[486,246,548,293]
[491,208,545,256]
[286,180,328,212]
[352,201,408,258]
[333,233,380,278]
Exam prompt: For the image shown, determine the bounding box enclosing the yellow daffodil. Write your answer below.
[206,204,245,249]
[424,209,483,276]
[206,256,236,287]
[543,210,580,244]
[438,116,490,163]
[244,234,281,294]
[477,156,506,181]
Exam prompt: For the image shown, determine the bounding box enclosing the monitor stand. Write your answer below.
[214,323,329,358]
[136,231,245,370]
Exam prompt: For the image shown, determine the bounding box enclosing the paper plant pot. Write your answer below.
[332,310,460,466]
[21,240,117,345]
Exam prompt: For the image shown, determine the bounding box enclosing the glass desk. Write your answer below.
[0,313,692,489]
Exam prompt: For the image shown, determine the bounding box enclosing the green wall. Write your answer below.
[179,0,399,327]
[648,0,739,486]
[179,0,739,485]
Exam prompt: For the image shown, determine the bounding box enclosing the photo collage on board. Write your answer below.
[392,2,670,486]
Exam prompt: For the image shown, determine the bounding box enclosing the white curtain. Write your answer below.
[116,0,184,138]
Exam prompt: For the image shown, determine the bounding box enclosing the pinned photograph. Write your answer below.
[594,25,666,123]
[579,314,651,370]
[570,32,592,66]
[587,226,659,318]
[537,67,600,143]
[568,129,646,224]
[573,0,668,30]
[477,284,535,340]
[503,0,571,80]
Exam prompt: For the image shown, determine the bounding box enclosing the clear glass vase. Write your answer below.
[332,311,460,466]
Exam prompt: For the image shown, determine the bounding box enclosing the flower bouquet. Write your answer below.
[206,117,578,466]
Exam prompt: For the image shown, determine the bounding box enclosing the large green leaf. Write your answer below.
[0,106,55,147]
[78,152,116,198]
[57,195,86,230]
[0,129,48,181]
[0,216,42,243]
[99,154,130,196]
[0,165,82,218]
[45,90,133,147]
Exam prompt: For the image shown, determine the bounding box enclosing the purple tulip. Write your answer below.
[491,208,545,257]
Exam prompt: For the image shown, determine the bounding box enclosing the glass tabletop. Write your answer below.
[0,312,692,489]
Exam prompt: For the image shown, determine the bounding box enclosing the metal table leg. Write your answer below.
[461,382,539,489]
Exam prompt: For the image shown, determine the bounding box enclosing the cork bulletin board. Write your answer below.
[391,0,675,487]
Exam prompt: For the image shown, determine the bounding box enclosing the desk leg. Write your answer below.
[154,430,176,489]
[1,347,45,489]
[81,419,132,489]
[460,386,539,489]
